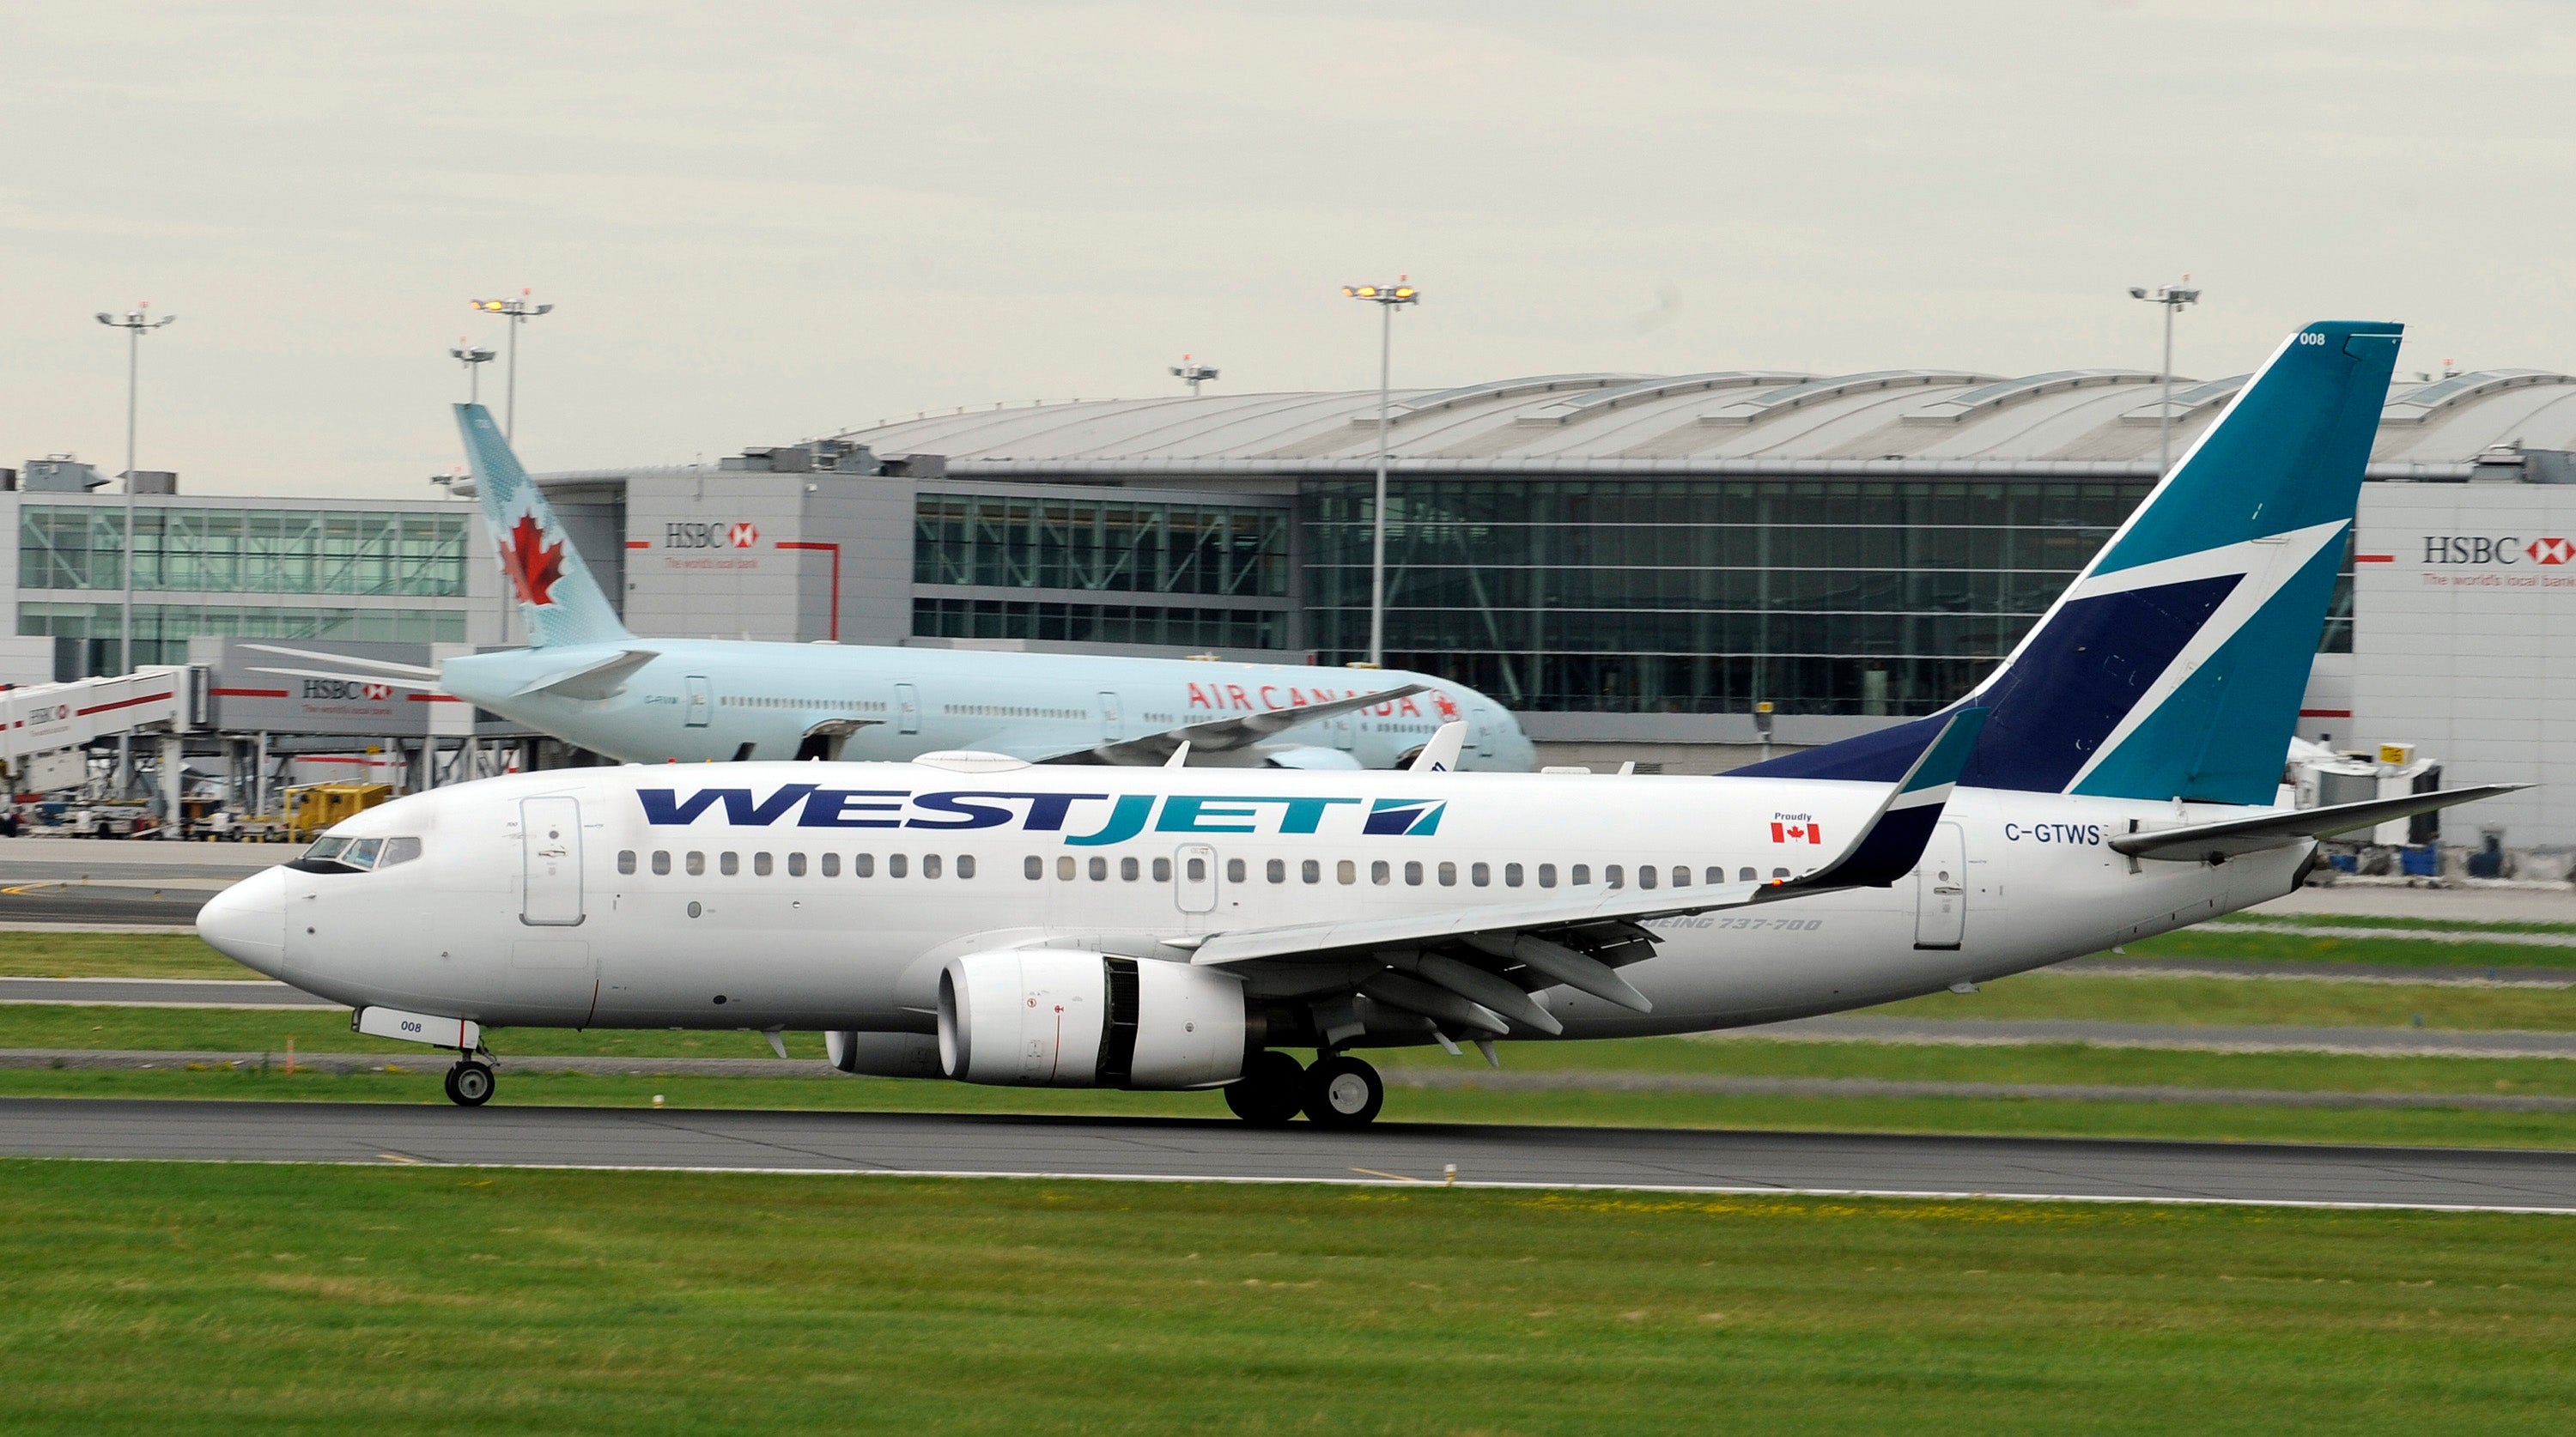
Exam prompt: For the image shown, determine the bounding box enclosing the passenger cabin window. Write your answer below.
[1090,857,1109,881]
[1371,860,1390,886]
[1504,863,1522,888]
[687,852,707,876]
[1338,860,1356,885]
[1470,862,1489,888]
[1025,856,1043,880]
[1226,858,1246,883]
[1771,867,1789,880]
[1059,856,1076,881]
[1539,864,1557,888]
[1607,864,1625,889]
[1739,866,1757,882]
[1121,857,1139,881]
[854,853,875,877]
[1153,858,1172,882]
[1404,861,1424,886]
[618,851,637,875]
[1437,862,1457,887]
[822,853,841,877]
[1186,857,1206,882]
[652,851,671,876]
[923,855,942,879]
[1637,865,1656,890]
[1674,866,1692,888]
[1303,859,1321,885]
[753,852,774,877]
[720,852,740,876]
[787,852,806,877]
[889,854,908,878]
[1267,859,1285,884]
[957,855,975,879]
[1571,864,1590,886]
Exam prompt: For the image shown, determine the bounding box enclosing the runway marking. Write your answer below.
[21,1154,2576,1216]
[375,1152,425,1165]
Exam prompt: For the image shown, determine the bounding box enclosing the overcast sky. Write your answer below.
[5,1,2572,495]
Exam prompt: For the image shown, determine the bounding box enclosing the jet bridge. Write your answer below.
[0,666,204,803]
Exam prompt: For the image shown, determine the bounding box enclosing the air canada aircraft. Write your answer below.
[197,320,2519,1122]
[245,404,1533,772]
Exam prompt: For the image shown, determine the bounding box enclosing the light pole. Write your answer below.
[1169,355,1218,397]
[450,338,496,403]
[1340,278,1419,668]
[2128,280,2200,475]
[94,302,176,676]
[468,288,553,440]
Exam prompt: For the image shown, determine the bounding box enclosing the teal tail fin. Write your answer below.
[1738,321,2402,806]
[453,403,630,649]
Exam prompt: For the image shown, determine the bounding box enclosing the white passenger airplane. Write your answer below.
[246,404,1533,772]
[197,320,2518,1123]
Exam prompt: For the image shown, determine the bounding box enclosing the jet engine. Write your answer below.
[823,1030,943,1078]
[938,949,1245,1089]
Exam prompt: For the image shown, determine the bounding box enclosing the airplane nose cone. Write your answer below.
[197,866,289,978]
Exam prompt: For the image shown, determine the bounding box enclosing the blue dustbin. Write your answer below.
[2402,845,2440,877]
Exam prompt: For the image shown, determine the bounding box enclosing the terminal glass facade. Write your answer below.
[1305,476,2354,716]
[19,506,471,597]
[911,598,1284,650]
[914,494,1288,597]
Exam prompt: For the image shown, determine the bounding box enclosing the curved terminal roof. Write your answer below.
[830,363,2576,480]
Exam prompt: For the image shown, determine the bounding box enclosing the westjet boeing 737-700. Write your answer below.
[197,321,2520,1123]
[242,405,1533,773]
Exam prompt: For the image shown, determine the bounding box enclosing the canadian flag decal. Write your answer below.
[1771,819,1822,845]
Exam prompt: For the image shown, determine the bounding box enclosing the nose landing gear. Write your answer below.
[443,1056,496,1107]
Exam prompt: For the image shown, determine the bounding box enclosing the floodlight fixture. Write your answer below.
[1342,278,1424,668]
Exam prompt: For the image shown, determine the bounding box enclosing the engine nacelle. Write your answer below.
[938,949,1245,1089]
[823,1030,943,1078]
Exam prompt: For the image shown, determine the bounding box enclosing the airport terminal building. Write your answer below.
[13,361,2575,841]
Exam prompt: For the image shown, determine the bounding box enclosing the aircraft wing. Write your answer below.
[1180,709,1986,1035]
[1037,683,1429,766]
[2109,783,2527,860]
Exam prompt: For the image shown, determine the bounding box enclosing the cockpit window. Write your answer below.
[293,835,424,874]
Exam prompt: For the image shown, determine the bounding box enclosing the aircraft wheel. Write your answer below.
[1224,1051,1306,1125]
[1302,1054,1383,1127]
[444,1058,495,1107]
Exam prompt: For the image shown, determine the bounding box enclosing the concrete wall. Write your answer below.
[2352,482,2576,846]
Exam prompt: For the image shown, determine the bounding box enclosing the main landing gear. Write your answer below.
[1223,1051,1385,1127]
[443,1055,495,1107]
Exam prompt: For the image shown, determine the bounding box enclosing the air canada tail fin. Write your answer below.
[1739,321,2403,806]
[453,403,630,648]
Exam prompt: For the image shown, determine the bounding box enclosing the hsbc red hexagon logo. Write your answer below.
[362,682,393,701]
[729,522,761,549]
[2530,537,2573,566]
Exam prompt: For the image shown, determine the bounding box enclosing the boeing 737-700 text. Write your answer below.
[197,321,2518,1123]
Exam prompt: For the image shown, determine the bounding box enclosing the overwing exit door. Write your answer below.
[1913,822,1966,949]
[896,683,920,734]
[683,676,711,727]
[1173,843,1217,913]
[1099,691,1124,743]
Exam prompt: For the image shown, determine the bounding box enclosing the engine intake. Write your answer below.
[938,949,1245,1089]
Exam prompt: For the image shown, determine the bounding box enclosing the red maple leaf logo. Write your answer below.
[503,512,566,606]
[1431,690,1461,719]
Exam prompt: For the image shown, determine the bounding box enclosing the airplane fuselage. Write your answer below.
[210,760,2300,1041]
[440,640,1535,771]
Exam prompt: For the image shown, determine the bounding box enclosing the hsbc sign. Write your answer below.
[665,521,761,549]
[2421,536,2575,566]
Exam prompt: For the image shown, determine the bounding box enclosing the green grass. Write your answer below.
[2218,911,2576,937]
[0,1003,823,1058]
[3,1161,2574,1435]
[2124,927,2576,970]
[0,930,247,979]
[1870,970,2576,1030]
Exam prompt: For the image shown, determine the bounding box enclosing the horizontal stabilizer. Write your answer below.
[503,647,662,701]
[2110,784,2528,861]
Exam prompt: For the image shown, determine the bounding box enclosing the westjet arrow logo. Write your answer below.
[636,786,1447,843]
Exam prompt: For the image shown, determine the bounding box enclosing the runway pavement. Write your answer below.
[4,1097,2575,1211]
[0,977,334,1008]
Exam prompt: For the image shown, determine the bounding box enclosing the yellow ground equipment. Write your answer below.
[282,783,393,840]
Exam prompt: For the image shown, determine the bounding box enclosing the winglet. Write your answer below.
[1801,706,1987,889]
[1410,722,1467,773]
